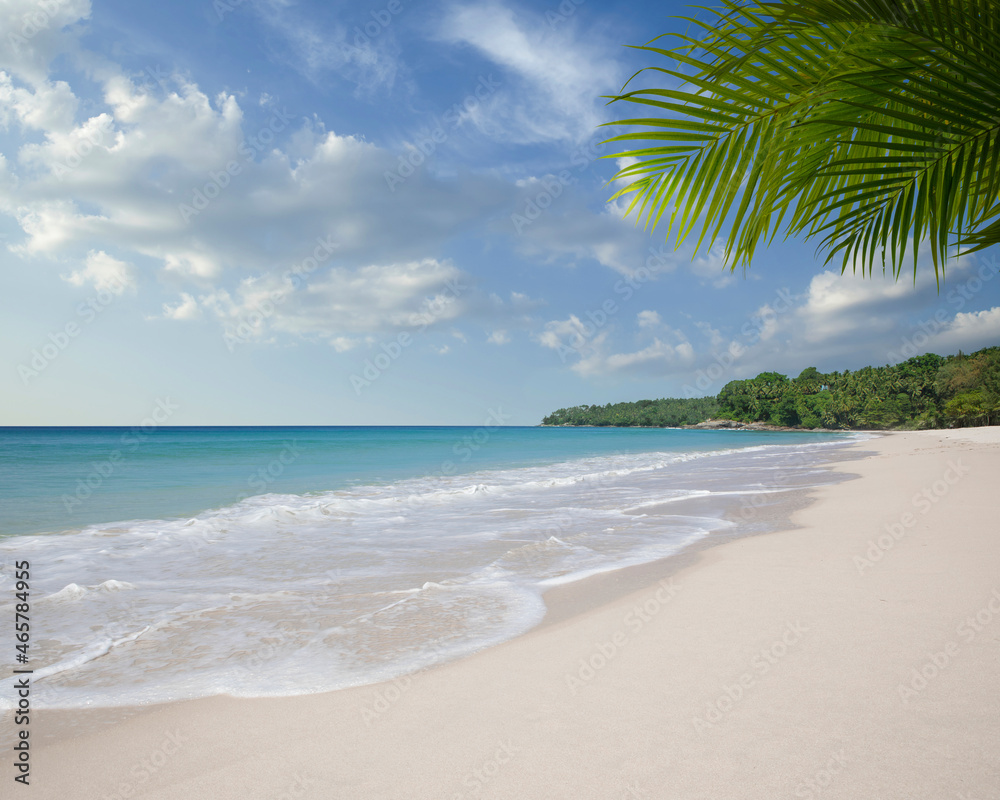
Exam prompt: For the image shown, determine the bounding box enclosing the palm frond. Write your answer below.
[602,0,1000,279]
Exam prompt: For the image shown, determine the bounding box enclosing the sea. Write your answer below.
[0,425,865,710]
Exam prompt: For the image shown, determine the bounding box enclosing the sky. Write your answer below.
[2,0,999,425]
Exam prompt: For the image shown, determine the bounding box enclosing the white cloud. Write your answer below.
[0,7,638,354]
[637,310,661,328]
[921,306,1000,355]
[0,73,78,131]
[574,336,695,377]
[161,292,200,321]
[63,249,134,293]
[0,58,530,342]
[672,255,1000,393]
[507,194,751,284]
[5,75,509,270]
[0,0,91,83]
[437,2,621,144]
[198,259,469,343]
[793,264,938,345]
[690,247,737,288]
[329,337,361,353]
[536,314,605,353]
[534,251,1000,391]
[536,312,694,377]
[507,195,681,278]
[487,329,509,345]
[252,0,403,92]
[694,320,725,349]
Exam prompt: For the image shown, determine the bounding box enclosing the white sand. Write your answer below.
[3,428,999,799]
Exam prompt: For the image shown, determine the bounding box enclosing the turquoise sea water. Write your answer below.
[0,425,850,537]
[0,425,859,708]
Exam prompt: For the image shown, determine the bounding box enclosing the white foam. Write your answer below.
[0,436,854,709]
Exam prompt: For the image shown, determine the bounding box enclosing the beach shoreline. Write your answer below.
[3,428,998,799]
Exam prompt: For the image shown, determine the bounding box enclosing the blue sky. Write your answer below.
[2,0,999,425]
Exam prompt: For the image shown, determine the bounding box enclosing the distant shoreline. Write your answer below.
[539,420,883,433]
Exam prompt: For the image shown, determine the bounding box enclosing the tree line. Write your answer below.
[541,346,1000,430]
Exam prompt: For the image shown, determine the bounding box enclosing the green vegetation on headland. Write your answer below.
[541,347,1000,430]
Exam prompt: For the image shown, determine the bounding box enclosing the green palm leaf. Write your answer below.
[602,0,1000,280]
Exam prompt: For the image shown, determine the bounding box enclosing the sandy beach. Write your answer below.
[4,427,999,799]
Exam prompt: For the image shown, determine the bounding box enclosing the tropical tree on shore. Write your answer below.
[541,346,999,428]
[603,0,1000,280]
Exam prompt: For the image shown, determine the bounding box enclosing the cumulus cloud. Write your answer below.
[0,50,532,342]
[637,310,661,328]
[573,336,695,377]
[913,306,1000,357]
[533,249,1000,392]
[161,292,200,321]
[0,0,91,83]
[196,258,470,345]
[3,70,514,271]
[536,312,695,377]
[487,329,510,345]
[0,73,77,131]
[675,255,1000,394]
[0,0,651,357]
[62,249,134,293]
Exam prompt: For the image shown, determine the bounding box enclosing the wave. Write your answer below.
[0,435,858,709]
